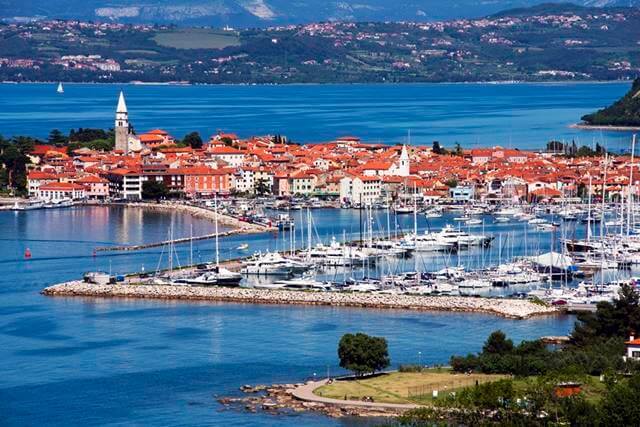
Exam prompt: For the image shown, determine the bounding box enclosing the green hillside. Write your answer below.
[582,79,640,127]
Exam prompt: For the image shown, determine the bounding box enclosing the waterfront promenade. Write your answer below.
[42,282,558,319]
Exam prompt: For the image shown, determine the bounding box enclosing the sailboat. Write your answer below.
[175,195,242,287]
[56,82,64,94]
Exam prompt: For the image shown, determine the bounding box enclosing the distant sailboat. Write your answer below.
[56,82,64,94]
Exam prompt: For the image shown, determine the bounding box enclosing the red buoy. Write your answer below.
[24,248,32,259]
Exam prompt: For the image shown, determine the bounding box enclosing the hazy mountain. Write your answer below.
[1,0,639,26]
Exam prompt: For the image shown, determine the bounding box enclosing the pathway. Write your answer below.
[290,379,420,410]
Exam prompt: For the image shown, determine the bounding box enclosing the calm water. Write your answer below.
[0,82,636,150]
[0,207,576,426]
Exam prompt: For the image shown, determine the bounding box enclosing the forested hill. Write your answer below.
[1,3,639,84]
[581,79,640,127]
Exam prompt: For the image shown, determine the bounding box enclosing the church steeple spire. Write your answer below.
[115,91,130,153]
[116,91,128,113]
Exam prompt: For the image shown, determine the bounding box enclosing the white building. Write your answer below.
[207,145,245,167]
[625,334,640,361]
[37,182,86,201]
[340,175,381,206]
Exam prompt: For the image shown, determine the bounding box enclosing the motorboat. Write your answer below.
[241,252,294,275]
[174,266,242,287]
[458,278,492,289]
[402,232,455,252]
[273,275,333,291]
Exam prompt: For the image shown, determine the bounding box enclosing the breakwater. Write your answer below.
[42,282,558,319]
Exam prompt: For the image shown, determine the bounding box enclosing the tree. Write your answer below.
[444,178,458,188]
[432,141,443,155]
[48,129,67,145]
[546,140,564,153]
[183,132,203,149]
[68,128,109,143]
[576,145,596,157]
[141,180,169,201]
[338,333,390,377]
[572,284,640,346]
[254,177,271,196]
[482,330,514,355]
[454,142,463,156]
[0,137,32,195]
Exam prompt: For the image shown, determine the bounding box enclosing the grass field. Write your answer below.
[314,369,510,404]
[152,29,240,50]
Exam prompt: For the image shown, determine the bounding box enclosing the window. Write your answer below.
[633,351,640,358]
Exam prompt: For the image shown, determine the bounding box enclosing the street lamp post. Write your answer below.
[418,351,422,368]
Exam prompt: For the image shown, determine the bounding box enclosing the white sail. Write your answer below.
[57,82,64,93]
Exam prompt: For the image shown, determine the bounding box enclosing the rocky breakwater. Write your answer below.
[42,282,558,319]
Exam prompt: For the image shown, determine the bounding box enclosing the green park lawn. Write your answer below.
[314,369,510,404]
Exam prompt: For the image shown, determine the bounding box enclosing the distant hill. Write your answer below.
[2,4,640,84]
[1,0,639,27]
[581,79,640,127]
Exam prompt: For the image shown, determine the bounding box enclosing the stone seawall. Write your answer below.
[42,282,558,319]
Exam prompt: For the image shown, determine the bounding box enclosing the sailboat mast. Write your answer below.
[587,175,592,241]
[627,134,636,236]
[214,194,219,266]
[413,183,417,237]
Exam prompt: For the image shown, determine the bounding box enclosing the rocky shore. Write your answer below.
[42,282,558,319]
[218,383,407,418]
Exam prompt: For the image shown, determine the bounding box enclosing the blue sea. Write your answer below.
[0,206,577,426]
[0,81,616,425]
[0,82,636,150]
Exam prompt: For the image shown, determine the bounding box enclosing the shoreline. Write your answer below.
[1,80,632,88]
[41,282,559,319]
[104,201,275,234]
[570,123,640,132]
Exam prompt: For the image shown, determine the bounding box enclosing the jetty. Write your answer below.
[96,229,250,252]
[42,282,558,319]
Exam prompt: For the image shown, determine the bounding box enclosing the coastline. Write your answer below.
[570,123,640,132]
[104,201,275,234]
[1,79,632,87]
[41,281,559,319]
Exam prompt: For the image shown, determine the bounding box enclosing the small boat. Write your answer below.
[24,248,32,259]
[237,243,249,251]
[528,218,547,225]
[57,82,64,94]
[465,218,482,225]
[394,206,413,214]
[494,216,510,223]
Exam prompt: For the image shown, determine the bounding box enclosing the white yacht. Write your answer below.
[273,275,333,291]
[241,252,294,275]
[174,266,242,286]
[402,232,455,252]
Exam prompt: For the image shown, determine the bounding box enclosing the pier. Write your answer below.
[96,229,252,252]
